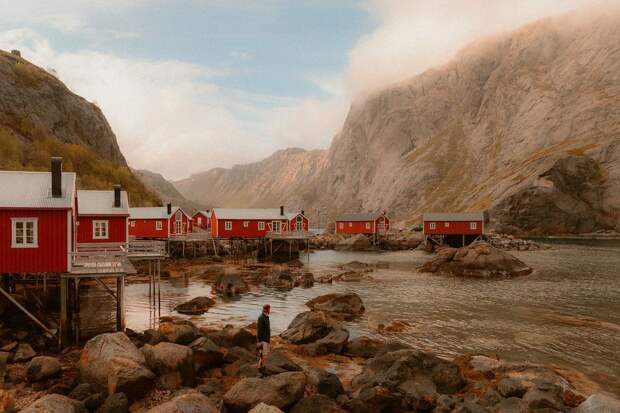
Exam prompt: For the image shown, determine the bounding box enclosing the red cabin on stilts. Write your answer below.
[76,186,129,247]
[335,212,390,236]
[423,212,484,247]
[192,210,211,229]
[211,207,309,239]
[129,204,191,239]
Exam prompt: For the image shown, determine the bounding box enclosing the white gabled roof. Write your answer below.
[0,171,75,209]
[130,206,189,220]
[423,212,484,221]
[77,190,129,216]
[336,212,387,222]
[213,208,299,220]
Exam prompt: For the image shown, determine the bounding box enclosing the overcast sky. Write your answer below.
[0,0,596,180]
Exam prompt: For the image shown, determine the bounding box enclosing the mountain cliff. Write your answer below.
[0,50,160,206]
[176,5,620,234]
[132,168,205,213]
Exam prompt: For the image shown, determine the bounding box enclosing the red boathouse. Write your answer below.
[192,210,211,229]
[0,158,76,274]
[211,207,309,239]
[335,212,390,236]
[129,204,191,239]
[76,186,129,246]
[423,212,484,247]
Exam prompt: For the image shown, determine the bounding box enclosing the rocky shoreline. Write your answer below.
[2,291,618,412]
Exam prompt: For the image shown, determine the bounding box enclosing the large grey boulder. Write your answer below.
[207,324,256,349]
[145,391,220,413]
[305,367,344,399]
[573,393,620,413]
[159,319,199,344]
[344,336,385,358]
[174,297,215,315]
[27,356,61,382]
[302,328,349,356]
[141,342,194,390]
[224,371,306,412]
[305,293,365,319]
[280,311,336,345]
[419,241,532,278]
[21,394,87,413]
[214,273,248,295]
[189,337,224,371]
[98,393,129,413]
[79,332,155,400]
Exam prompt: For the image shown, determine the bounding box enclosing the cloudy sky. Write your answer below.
[0,0,595,180]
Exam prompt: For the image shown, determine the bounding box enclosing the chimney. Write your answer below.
[113,185,121,208]
[51,157,62,198]
[301,210,305,216]
[280,205,284,216]
[167,203,172,215]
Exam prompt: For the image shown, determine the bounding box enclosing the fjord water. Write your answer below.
[122,241,620,395]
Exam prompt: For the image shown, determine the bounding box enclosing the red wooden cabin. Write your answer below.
[76,187,129,246]
[129,204,191,239]
[211,207,309,239]
[335,212,390,235]
[192,210,211,229]
[423,212,484,246]
[0,158,76,274]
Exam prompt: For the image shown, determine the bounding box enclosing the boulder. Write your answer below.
[79,332,155,400]
[21,394,87,413]
[305,293,365,319]
[174,297,215,315]
[142,329,166,345]
[159,319,199,344]
[248,403,284,413]
[265,271,296,290]
[98,393,129,413]
[305,367,344,399]
[214,273,248,295]
[0,352,8,387]
[27,356,61,382]
[346,385,406,413]
[68,383,93,401]
[207,324,256,349]
[331,271,373,282]
[189,337,224,371]
[145,391,219,413]
[573,393,620,413]
[290,394,346,413]
[344,336,385,358]
[0,390,14,413]
[264,350,302,375]
[497,377,527,398]
[339,261,372,272]
[280,311,336,345]
[224,372,307,412]
[13,343,36,362]
[141,342,194,390]
[295,273,315,288]
[419,241,533,278]
[302,328,349,356]
[335,234,372,251]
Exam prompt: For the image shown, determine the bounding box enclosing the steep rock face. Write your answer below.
[133,168,203,212]
[174,5,620,234]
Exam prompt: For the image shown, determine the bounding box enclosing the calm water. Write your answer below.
[118,242,620,394]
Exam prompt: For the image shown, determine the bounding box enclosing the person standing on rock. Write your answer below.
[256,303,271,375]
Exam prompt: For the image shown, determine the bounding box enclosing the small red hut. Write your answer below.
[211,207,309,239]
[0,158,76,273]
[129,204,191,239]
[335,212,390,236]
[423,212,484,246]
[192,210,211,229]
[76,187,129,246]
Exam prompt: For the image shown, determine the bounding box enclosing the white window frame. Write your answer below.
[93,220,109,240]
[258,221,265,230]
[470,222,478,230]
[365,222,371,230]
[130,221,135,228]
[339,222,344,229]
[197,217,202,225]
[444,222,450,227]
[225,221,232,231]
[243,221,249,228]
[11,218,38,248]
[348,222,353,227]
[429,222,436,230]
[156,221,163,231]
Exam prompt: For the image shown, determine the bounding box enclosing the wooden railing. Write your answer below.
[71,250,127,274]
[127,240,167,257]
[265,230,315,240]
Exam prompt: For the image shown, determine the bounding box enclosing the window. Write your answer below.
[156,221,163,231]
[349,222,353,227]
[258,221,265,230]
[339,222,344,229]
[429,222,436,230]
[12,218,38,248]
[243,221,249,228]
[225,221,232,230]
[197,217,202,225]
[444,222,450,227]
[470,222,478,230]
[365,222,371,230]
[93,220,109,239]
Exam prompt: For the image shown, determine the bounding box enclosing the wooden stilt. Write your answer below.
[116,275,125,332]
[60,277,69,347]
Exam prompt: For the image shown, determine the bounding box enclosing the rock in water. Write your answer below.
[224,372,306,412]
[335,235,372,251]
[27,356,61,382]
[21,394,87,413]
[280,311,336,344]
[79,332,155,400]
[214,273,248,295]
[141,342,194,390]
[305,293,365,319]
[419,241,532,278]
[145,391,219,413]
[174,297,215,315]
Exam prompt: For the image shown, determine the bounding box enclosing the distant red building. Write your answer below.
[423,212,484,246]
[129,204,191,239]
[0,158,75,273]
[211,207,309,239]
[192,210,211,229]
[76,187,129,246]
[335,212,390,236]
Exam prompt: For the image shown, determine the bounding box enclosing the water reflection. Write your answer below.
[121,242,620,395]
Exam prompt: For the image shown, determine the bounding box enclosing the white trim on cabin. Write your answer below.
[225,221,232,231]
[92,220,109,240]
[258,221,265,231]
[67,210,72,272]
[156,221,163,231]
[11,217,38,248]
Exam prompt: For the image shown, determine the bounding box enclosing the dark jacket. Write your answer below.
[257,312,271,343]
